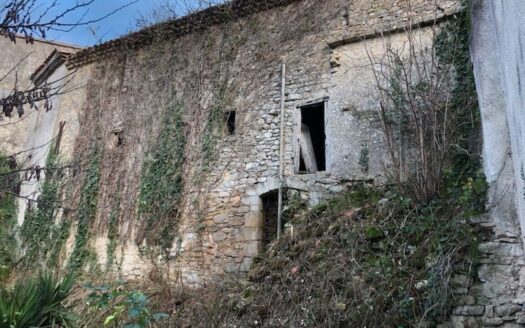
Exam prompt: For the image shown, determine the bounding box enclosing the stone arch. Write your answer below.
[238,178,281,264]
[239,178,314,263]
[252,177,280,197]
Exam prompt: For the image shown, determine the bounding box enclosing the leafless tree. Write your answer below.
[368,22,462,203]
[0,0,139,118]
[0,0,137,42]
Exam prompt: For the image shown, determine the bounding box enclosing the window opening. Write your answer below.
[224,111,236,135]
[114,131,124,147]
[298,102,326,173]
[109,129,124,150]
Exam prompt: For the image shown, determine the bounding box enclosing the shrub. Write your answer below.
[158,182,482,327]
[83,281,168,328]
[0,272,76,328]
[370,11,478,203]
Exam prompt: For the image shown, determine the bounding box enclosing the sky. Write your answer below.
[44,0,213,47]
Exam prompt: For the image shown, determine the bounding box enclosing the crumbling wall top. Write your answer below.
[66,0,303,69]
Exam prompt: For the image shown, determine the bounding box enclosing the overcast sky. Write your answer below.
[46,0,215,47]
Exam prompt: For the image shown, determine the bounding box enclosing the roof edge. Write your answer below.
[31,49,77,86]
[1,33,83,49]
[66,0,303,69]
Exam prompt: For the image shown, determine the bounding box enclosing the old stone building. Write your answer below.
[2,0,461,281]
[4,0,525,326]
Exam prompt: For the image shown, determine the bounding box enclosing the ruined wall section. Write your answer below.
[64,0,463,282]
[67,0,345,281]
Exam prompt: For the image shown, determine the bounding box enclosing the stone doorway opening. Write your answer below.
[260,190,279,248]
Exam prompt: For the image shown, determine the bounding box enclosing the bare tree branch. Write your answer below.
[0,0,139,42]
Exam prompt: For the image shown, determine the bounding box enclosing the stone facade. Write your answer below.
[32,0,457,284]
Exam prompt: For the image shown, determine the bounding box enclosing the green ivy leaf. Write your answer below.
[104,315,116,326]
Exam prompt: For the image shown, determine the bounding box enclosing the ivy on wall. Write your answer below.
[138,102,186,255]
[0,156,19,278]
[435,6,481,176]
[106,195,120,271]
[198,28,243,175]
[67,144,101,273]
[358,145,370,174]
[434,8,487,214]
[200,85,236,179]
[199,45,237,176]
[20,147,70,269]
[201,97,226,172]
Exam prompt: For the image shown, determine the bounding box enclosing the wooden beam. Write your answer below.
[299,124,318,173]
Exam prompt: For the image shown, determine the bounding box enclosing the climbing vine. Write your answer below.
[67,144,101,273]
[199,34,238,176]
[20,147,70,269]
[202,97,225,171]
[201,82,234,173]
[435,6,483,185]
[0,156,19,279]
[138,102,186,254]
[373,5,483,204]
[358,144,370,174]
[106,195,120,271]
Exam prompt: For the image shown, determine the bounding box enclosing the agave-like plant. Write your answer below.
[0,272,77,328]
